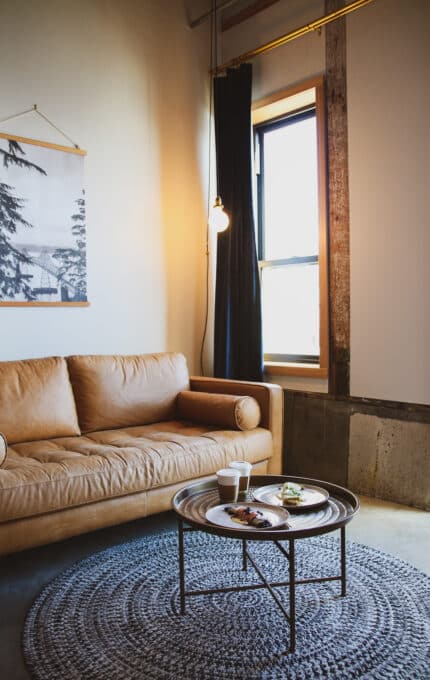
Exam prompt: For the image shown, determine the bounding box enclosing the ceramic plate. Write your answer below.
[253,483,329,511]
[205,502,289,530]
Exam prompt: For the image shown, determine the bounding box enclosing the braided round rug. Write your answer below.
[23,530,430,679]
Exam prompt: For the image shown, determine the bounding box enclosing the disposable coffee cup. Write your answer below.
[216,468,240,503]
[229,460,252,499]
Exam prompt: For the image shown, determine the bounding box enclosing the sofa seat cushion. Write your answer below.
[0,421,272,523]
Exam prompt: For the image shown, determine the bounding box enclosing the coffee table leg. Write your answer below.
[242,539,247,571]
[289,539,296,653]
[341,526,346,597]
[178,518,186,614]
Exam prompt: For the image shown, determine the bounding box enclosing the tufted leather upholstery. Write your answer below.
[0,352,283,554]
[67,352,189,433]
[0,460,271,555]
[0,356,80,444]
[1,422,271,523]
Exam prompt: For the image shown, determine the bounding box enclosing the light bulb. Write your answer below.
[209,196,229,232]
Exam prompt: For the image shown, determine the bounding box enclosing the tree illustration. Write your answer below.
[53,190,87,301]
[0,140,46,300]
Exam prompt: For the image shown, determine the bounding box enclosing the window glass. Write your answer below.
[261,264,319,358]
[262,114,318,261]
[252,78,328,373]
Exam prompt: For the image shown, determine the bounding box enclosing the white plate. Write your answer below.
[253,483,329,510]
[205,502,289,531]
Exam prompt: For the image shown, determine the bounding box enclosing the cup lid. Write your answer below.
[229,460,252,472]
[216,468,240,477]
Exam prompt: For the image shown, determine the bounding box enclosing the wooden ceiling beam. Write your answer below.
[221,0,281,32]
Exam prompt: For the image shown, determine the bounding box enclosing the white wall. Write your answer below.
[221,0,430,404]
[0,0,209,373]
[348,0,430,405]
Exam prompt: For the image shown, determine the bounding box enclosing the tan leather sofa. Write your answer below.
[0,352,283,555]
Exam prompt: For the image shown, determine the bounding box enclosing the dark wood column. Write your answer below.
[325,0,350,396]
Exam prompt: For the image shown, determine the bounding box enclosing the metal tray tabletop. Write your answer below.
[173,474,360,541]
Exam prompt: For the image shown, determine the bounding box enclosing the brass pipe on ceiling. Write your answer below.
[212,0,375,74]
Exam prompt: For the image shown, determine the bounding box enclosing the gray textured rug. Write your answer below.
[23,530,430,679]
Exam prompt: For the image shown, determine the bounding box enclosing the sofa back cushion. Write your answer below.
[0,357,81,444]
[67,352,190,433]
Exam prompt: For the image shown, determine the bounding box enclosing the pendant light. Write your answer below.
[208,0,229,233]
[209,195,229,232]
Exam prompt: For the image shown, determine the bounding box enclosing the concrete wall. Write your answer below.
[284,391,430,510]
[0,0,208,373]
[349,413,430,510]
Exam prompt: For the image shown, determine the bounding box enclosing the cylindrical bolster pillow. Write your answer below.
[0,432,7,468]
[177,391,261,431]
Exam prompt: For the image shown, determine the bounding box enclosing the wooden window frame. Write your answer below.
[252,75,328,378]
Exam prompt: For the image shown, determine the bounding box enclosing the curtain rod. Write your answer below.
[212,0,375,75]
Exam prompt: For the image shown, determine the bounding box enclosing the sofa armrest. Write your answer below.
[189,376,283,474]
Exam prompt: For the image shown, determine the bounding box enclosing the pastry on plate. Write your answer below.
[224,505,272,528]
[278,482,304,506]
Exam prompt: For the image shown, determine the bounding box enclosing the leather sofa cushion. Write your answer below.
[0,422,272,522]
[0,433,7,468]
[0,357,81,445]
[67,353,190,433]
[177,391,261,430]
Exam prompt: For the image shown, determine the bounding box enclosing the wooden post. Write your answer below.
[325,0,350,397]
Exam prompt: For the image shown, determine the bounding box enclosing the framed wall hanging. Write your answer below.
[0,132,88,306]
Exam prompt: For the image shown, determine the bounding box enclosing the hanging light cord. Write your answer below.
[0,104,80,149]
[199,0,216,376]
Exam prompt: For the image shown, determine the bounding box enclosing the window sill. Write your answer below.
[264,362,328,378]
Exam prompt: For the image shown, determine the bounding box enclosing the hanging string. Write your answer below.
[0,104,80,149]
[199,0,217,376]
[0,106,35,125]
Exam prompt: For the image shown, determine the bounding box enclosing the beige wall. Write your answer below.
[222,0,430,404]
[348,0,430,405]
[0,0,208,373]
[2,0,428,402]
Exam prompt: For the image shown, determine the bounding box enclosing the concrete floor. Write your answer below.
[0,496,429,680]
[348,495,430,575]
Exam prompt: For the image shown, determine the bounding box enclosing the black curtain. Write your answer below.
[213,64,263,381]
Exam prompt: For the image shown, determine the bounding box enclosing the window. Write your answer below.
[252,77,328,377]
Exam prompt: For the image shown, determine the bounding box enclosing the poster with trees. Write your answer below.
[0,133,88,305]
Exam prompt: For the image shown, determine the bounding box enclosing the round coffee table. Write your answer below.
[172,474,359,653]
